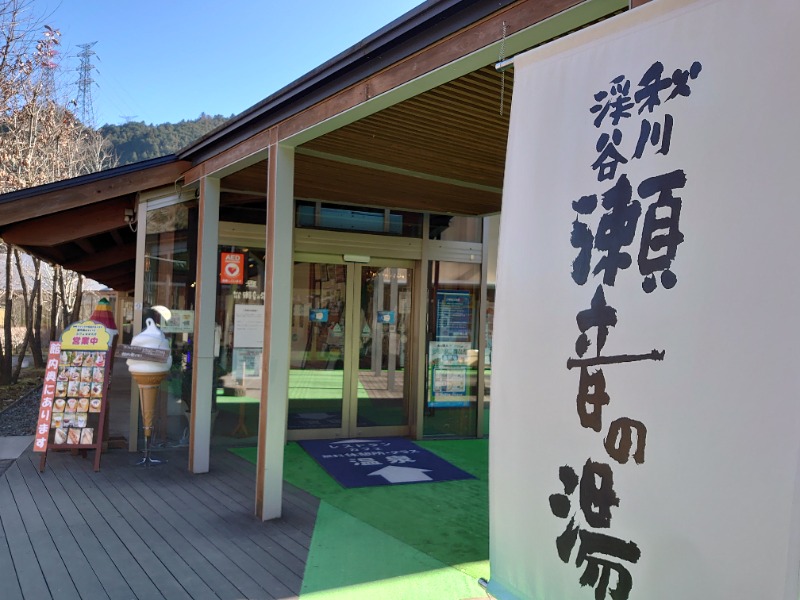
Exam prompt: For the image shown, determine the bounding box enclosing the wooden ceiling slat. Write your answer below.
[418,90,509,128]
[220,160,268,192]
[294,154,500,215]
[309,120,505,161]
[300,65,513,194]
[390,96,509,137]
[362,97,506,140]
[311,101,508,154]
[305,121,506,181]
[303,135,504,188]
[305,140,503,183]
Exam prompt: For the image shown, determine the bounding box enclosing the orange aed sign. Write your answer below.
[220,252,245,284]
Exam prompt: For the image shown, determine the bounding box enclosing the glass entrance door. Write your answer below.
[288,258,414,439]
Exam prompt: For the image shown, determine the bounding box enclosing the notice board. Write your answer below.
[34,320,112,472]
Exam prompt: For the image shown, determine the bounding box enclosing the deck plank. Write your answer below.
[35,453,168,600]
[136,465,307,582]
[116,466,295,599]
[57,456,217,600]
[17,455,135,600]
[1,444,319,600]
[160,452,314,566]
[84,447,302,599]
[4,461,84,600]
[0,473,27,600]
[63,452,245,600]
[0,466,55,599]
[210,449,320,533]
[13,458,113,600]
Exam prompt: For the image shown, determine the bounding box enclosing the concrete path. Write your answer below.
[0,435,33,459]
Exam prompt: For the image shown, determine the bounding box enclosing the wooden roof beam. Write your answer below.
[1,198,133,247]
[89,274,134,291]
[62,243,136,272]
[84,260,136,284]
[74,238,95,254]
[0,159,190,226]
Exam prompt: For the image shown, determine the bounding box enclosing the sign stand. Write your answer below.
[34,321,113,472]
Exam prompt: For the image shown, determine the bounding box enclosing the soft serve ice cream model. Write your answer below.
[127,318,172,465]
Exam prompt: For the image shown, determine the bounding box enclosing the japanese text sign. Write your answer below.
[60,320,111,351]
[490,1,800,599]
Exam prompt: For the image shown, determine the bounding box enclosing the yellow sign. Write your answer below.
[60,320,112,351]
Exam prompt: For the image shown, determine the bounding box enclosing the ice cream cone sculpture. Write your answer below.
[132,372,167,442]
[127,318,172,466]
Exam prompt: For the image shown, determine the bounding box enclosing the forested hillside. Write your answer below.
[99,113,232,165]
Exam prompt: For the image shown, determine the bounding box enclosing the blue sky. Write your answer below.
[30,1,425,126]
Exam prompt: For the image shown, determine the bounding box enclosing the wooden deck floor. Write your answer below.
[0,445,319,600]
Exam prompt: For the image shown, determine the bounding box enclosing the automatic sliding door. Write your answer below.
[289,259,414,439]
[353,266,413,434]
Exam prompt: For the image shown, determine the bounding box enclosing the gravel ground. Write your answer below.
[0,386,41,437]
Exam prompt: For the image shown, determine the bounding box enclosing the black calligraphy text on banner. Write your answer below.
[555,59,702,599]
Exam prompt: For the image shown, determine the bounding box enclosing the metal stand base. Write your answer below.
[136,436,166,467]
[136,454,166,466]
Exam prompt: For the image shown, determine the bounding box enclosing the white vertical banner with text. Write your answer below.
[490,1,800,599]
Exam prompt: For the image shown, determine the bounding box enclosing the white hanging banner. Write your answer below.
[490,1,800,599]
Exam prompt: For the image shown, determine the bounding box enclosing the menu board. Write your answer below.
[35,320,112,472]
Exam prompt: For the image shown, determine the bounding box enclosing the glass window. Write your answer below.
[424,261,481,438]
[484,286,494,438]
[212,246,266,443]
[391,210,423,238]
[142,202,196,445]
[295,201,423,237]
[429,215,483,242]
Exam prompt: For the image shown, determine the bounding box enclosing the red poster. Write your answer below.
[220,252,245,284]
[33,342,62,453]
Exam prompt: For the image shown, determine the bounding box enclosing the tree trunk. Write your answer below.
[1,245,13,385]
[58,267,70,327]
[0,244,5,376]
[50,264,60,340]
[31,258,44,369]
[12,248,39,382]
[10,325,31,384]
[32,267,44,367]
[70,275,83,323]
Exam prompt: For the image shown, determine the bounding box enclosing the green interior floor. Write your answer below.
[229,440,490,598]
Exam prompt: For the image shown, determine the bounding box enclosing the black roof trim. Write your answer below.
[0,155,180,205]
[179,0,514,164]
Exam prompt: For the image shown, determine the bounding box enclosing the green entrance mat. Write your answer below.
[229,440,490,598]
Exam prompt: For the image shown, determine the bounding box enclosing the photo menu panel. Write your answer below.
[51,350,108,446]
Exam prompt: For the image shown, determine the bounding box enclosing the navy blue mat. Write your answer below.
[298,437,476,488]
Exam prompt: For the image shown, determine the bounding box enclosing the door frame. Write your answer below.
[289,252,418,441]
